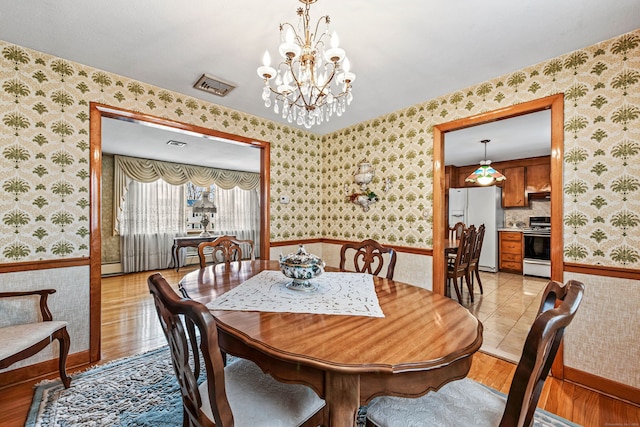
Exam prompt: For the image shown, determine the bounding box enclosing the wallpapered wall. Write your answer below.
[323,29,640,268]
[101,154,118,264]
[1,31,639,265]
[0,40,321,262]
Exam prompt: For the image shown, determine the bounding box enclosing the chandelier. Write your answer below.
[465,139,507,186]
[256,0,355,129]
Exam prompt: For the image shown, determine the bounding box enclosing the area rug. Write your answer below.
[26,346,185,427]
[26,346,578,427]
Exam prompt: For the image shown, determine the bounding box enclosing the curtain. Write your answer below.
[119,178,186,273]
[113,155,259,235]
[213,186,261,258]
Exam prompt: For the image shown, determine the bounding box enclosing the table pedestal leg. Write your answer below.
[326,372,360,427]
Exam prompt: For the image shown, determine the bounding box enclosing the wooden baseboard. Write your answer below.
[0,350,90,389]
[564,366,640,407]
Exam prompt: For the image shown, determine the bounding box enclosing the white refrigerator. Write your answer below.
[448,186,504,272]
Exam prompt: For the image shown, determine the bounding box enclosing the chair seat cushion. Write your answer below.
[199,357,325,427]
[0,321,68,362]
[366,378,505,427]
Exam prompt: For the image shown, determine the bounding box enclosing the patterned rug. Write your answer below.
[26,346,578,426]
[27,347,185,426]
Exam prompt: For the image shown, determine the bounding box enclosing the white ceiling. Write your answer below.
[1,1,638,166]
[101,117,261,173]
[444,109,551,167]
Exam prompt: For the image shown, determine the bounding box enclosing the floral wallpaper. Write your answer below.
[323,29,640,268]
[1,29,639,269]
[0,40,321,262]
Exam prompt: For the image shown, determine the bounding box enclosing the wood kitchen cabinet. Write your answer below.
[525,163,551,194]
[502,166,526,207]
[499,231,523,273]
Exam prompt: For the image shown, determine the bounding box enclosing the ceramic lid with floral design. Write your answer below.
[279,244,325,269]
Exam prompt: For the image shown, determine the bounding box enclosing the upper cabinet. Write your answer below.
[525,163,551,195]
[502,166,526,207]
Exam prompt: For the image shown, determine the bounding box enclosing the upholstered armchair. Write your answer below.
[0,289,71,388]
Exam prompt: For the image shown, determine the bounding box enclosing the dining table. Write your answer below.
[444,237,461,255]
[179,259,483,427]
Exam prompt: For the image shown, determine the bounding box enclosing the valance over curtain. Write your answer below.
[113,155,260,235]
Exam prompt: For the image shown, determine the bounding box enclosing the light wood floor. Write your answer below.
[1,267,638,427]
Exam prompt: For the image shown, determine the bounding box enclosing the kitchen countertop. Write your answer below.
[498,228,525,232]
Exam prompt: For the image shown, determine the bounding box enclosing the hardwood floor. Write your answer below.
[1,267,638,427]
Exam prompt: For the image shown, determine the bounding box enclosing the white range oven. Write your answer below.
[522,216,551,278]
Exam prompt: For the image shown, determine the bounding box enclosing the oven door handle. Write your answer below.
[523,259,551,265]
[524,233,551,238]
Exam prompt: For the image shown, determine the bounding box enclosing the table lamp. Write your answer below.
[192,190,217,237]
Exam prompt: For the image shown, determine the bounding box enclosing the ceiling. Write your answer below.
[444,109,551,167]
[101,117,262,173]
[1,1,639,167]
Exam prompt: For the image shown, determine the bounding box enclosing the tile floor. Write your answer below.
[452,271,549,363]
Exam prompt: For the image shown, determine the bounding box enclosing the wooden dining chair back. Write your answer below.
[446,226,475,303]
[148,273,325,427]
[339,239,397,280]
[467,223,486,297]
[198,236,255,268]
[366,279,585,427]
[0,290,71,388]
[500,279,585,426]
[448,221,466,240]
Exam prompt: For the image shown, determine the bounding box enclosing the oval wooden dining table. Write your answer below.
[179,260,483,427]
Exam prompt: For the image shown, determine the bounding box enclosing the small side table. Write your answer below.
[171,235,221,271]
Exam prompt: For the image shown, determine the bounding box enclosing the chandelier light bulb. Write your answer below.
[257,50,276,79]
[262,50,271,67]
[285,27,295,44]
[331,31,340,48]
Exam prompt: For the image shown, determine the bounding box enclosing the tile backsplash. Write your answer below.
[504,199,551,228]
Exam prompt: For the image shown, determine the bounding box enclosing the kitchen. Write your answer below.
[445,109,552,280]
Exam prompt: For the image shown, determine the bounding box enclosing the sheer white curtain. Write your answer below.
[119,178,186,273]
[214,186,261,258]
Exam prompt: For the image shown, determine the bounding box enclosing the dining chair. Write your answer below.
[339,239,397,280]
[366,279,585,427]
[147,273,326,427]
[0,289,71,388]
[467,223,486,297]
[198,235,255,268]
[448,221,466,240]
[446,226,475,303]
[446,221,467,264]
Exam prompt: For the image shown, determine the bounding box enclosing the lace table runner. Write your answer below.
[206,270,384,317]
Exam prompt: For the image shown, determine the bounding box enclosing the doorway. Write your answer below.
[88,103,271,362]
[432,94,564,366]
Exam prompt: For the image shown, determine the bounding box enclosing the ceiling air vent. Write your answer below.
[167,140,187,147]
[193,74,236,97]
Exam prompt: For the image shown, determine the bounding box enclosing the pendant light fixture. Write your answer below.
[465,139,506,186]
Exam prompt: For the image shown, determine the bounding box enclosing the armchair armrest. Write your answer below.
[0,289,57,321]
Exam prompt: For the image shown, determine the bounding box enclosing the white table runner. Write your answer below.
[206,270,384,317]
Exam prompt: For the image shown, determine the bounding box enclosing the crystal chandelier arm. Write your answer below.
[310,15,330,47]
[279,22,303,47]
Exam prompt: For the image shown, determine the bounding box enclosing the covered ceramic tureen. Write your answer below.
[279,245,325,291]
